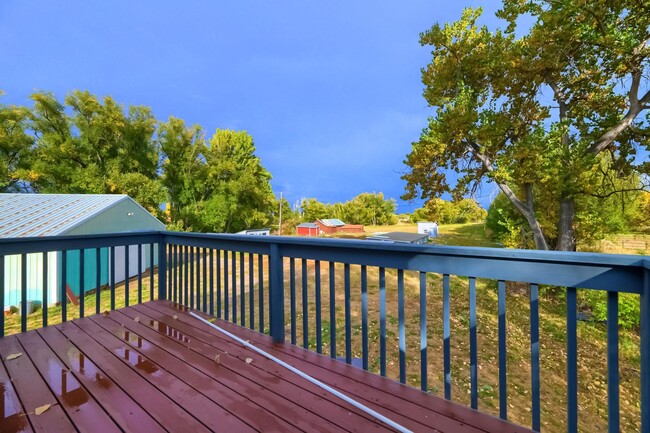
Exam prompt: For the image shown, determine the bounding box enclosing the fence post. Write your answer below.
[157,235,167,301]
[269,243,285,343]
[641,261,650,433]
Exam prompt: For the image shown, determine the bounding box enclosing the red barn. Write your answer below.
[296,222,320,236]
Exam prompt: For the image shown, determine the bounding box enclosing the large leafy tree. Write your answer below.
[158,117,208,228]
[403,2,650,250]
[0,96,34,192]
[30,91,166,215]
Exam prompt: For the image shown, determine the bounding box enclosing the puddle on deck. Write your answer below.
[0,381,28,433]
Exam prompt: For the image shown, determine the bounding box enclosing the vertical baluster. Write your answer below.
[344,263,352,364]
[209,249,214,316]
[157,240,167,301]
[172,245,177,303]
[469,277,477,407]
[0,254,4,336]
[231,251,237,324]
[179,245,184,305]
[443,274,451,399]
[20,253,27,332]
[249,253,254,328]
[420,272,428,392]
[138,245,143,304]
[224,250,229,321]
[498,280,507,419]
[240,251,245,326]
[269,244,285,343]
[190,247,195,309]
[361,265,368,370]
[62,250,68,320]
[567,286,578,433]
[607,291,619,433]
[110,247,116,310]
[149,242,154,302]
[79,250,85,318]
[95,248,101,315]
[43,252,49,327]
[315,260,322,354]
[217,250,222,318]
[398,269,406,383]
[379,267,386,377]
[290,258,296,344]
[203,248,208,313]
[302,259,309,348]
[329,261,336,359]
[530,283,540,431]
[641,267,650,433]
[196,248,201,311]
[258,254,264,333]
[125,245,130,307]
[184,246,189,306]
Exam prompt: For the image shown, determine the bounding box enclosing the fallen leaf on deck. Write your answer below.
[5,353,22,361]
[214,354,221,365]
[134,316,140,323]
[173,315,178,320]
[35,404,52,415]
[207,318,216,323]
[102,311,110,316]
[245,358,253,364]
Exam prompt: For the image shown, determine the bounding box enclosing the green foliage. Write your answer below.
[300,193,398,226]
[29,91,166,214]
[582,290,640,330]
[0,100,33,192]
[411,198,486,225]
[403,2,650,250]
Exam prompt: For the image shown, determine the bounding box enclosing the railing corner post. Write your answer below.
[269,243,285,343]
[157,234,167,301]
[641,262,650,433]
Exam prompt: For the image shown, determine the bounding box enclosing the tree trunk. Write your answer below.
[496,181,549,250]
[557,196,576,251]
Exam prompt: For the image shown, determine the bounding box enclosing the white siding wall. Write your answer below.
[110,245,150,284]
[3,252,58,310]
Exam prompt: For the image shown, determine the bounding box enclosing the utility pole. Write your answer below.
[279,192,283,236]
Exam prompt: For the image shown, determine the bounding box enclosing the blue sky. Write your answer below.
[0,1,506,212]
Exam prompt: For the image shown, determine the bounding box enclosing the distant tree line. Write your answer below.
[299,193,398,226]
[0,90,276,233]
[410,198,486,224]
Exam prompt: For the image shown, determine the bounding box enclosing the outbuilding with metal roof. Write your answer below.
[1,194,165,312]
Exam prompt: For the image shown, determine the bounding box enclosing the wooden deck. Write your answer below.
[0,300,533,433]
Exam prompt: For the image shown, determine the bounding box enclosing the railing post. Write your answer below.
[269,243,285,343]
[641,262,650,433]
[157,235,167,301]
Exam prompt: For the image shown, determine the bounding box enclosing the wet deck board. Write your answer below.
[1,300,534,433]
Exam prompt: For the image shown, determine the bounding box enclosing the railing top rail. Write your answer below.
[165,231,648,268]
[0,231,162,255]
[1,230,647,292]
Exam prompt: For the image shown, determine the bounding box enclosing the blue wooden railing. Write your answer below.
[1,230,648,433]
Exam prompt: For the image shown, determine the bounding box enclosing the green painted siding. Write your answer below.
[58,248,109,297]
[65,199,164,236]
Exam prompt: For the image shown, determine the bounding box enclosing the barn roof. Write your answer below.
[317,218,346,227]
[296,222,319,228]
[0,194,144,238]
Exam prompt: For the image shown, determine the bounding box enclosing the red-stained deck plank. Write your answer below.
[0,334,75,433]
[36,325,167,433]
[121,306,399,433]
[103,308,360,432]
[74,316,255,432]
[2,300,537,433]
[153,300,534,433]
[56,320,212,433]
[89,311,302,432]
[0,350,33,433]
[134,302,449,433]
[16,331,122,433]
